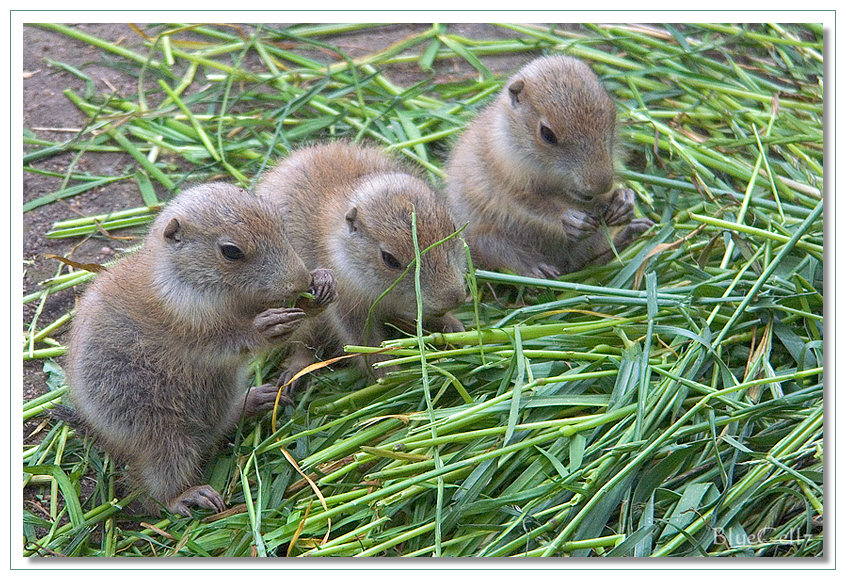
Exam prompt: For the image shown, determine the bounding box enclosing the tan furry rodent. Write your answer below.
[445,55,653,278]
[61,183,335,516]
[255,142,467,384]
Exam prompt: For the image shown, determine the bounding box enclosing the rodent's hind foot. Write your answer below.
[254,307,307,342]
[603,188,636,226]
[167,484,225,517]
[561,208,600,241]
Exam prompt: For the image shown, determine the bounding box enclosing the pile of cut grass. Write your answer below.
[23,23,823,557]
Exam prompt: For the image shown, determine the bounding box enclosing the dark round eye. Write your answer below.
[539,124,558,145]
[220,243,245,261]
[381,249,403,270]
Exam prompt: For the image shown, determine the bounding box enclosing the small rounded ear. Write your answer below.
[508,80,525,106]
[345,207,358,234]
[163,218,183,243]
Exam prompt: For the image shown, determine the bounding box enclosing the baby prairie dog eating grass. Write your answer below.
[255,142,468,386]
[60,183,335,516]
[445,55,653,278]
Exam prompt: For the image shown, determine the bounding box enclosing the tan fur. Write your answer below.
[446,55,652,278]
[255,142,467,382]
[64,183,318,516]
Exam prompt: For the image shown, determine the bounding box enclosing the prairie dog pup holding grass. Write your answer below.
[255,142,468,387]
[60,183,335,516]
[445,55,653,279]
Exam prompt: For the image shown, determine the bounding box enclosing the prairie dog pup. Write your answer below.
[445,55,653,278]
[255,142,467,383]
[62,183,334,516]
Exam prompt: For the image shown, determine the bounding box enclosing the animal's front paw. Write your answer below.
[524,262,560,279]
[244,383,292,416]
[603,188,636,226]
[293,269,337,315]
[614,217,655,247]
[561,208,599,241]
[308,268,337,308]
[277,369,301,399]
[254,307,306,342]
[427,313,465,334]
[167,485,225,517]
